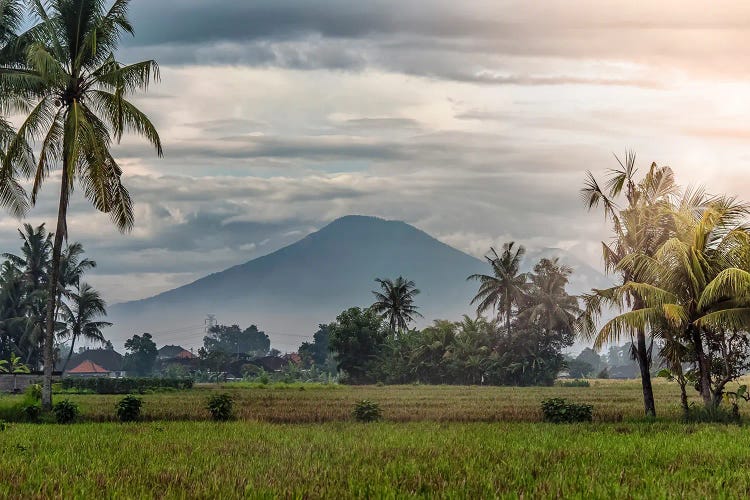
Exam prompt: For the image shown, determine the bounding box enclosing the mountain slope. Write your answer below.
[108,215,610,350]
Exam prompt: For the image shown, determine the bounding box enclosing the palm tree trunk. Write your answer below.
[42,163,70,410]
[635,329,656,417]
[60,334,77,374]
[689,326,713,407]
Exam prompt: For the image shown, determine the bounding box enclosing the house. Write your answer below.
[157,345,195,360]
[66,360,111,378]
[59,348,125,377]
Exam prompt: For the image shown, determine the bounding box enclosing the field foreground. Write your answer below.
[0,421,748,498]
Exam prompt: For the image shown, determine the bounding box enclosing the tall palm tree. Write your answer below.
[0,0,162,409]
[371,276,423,332]
[595,195,750,407]
[519,258,581,336]
[3,223,53,290]
[468,242,528,335]
[581,153,678,417]
[58,282,110,373]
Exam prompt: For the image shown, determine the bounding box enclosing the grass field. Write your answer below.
[2,421,750,498]
[1,377,735,423]
[1,379,748,498]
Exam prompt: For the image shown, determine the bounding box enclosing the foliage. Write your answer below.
[21,403,41,422]
[115,395,143,422]
[202,324,270,359]
[329,307,388,384]
[557,379,590,388]
[123,333,158,376]
[61,377,193,394]
[541,398,593,423]
[682,403,740,424]
[370,276,422,332]
[352,399,382,422]
[566,359,593,379]
[52,399,79,424]
[298,324,331,368]
[206,393,234,421]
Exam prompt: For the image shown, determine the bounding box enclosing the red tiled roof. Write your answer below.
[67,360,110,374]
[174,349,195,359]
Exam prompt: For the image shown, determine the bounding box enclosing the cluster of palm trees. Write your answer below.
[363,253,581,385]
[0,0,161,408]
[582,154,750,415]
[0,223,110,374]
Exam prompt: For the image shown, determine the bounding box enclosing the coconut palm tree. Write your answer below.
[0,352,31,392]
[371,276,423,332]
[594,194,750,407]
[468,242,528,335]
[520,258,581,336]
[581,153,678,417]
[2,224,53,290]
[0,0,162,409]
[58,282,110,373]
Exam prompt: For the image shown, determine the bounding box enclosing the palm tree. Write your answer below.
[468,242,528,335]
[58,282,110,373]
[3,224,53,290]
[581,153,678,417]
[371,276,423,332]
[0,0,162,409]
[593,194,750,407]
[0,352,31,392]
[520,258,581,336]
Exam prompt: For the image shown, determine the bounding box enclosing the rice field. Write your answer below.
[0,377,728,423]
[1,420,749,498]
[0,379,747,498]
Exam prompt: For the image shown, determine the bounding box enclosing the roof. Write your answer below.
[67,360,110,374]
[60,349,123,372]
[158,345,195,359]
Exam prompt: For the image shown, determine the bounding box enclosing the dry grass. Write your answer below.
[22,377,739,423]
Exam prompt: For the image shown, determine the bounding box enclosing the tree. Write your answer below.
[519,258,580,337]
[575,347,602,373]
[298,324,331,368]
[58,282,111,372]
[595,195,750,407]
[202,324,270,359]
[581,154,678,417]
[0,0,162,409]
[468,242,528,335]
[566,359,594,378]
[123,333,157,376]
[371,276,423,332]
[0,352,30,392]
[328,307,388,384]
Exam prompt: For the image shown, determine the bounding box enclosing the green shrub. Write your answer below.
[557,379,590,388]
[541,398,593,423]
[206,394,234,421]
[116,395,143,422]
[25,384,42,402]
[353,400,382,422]
[21,404,41,423]
[60,377,193,394]
[683,403,740,424]
[52,399,79,424]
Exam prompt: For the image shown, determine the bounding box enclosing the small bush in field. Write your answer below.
[21,404,41,423]
[116,395,143,422]
[53,399,79,424]
[25,384,42,401]
[353,400,382,422]
[541,398,592,423]
[557,379,590,388]
[207,394,234,421]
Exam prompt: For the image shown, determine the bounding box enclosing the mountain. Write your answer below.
[108,215,610,351]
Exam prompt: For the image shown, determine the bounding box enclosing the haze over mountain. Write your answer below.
[108,216,610,351]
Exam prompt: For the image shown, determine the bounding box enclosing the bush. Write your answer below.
[353,400,382,422]
[25,384,42,402]
[116,395,143,422]
[557,379,590,388]
[21,404,41,422]
[541,398,593,423]
[60,377,193,394]
[683,403,740,424]
[206,394,234,421]
[52,399,79,424]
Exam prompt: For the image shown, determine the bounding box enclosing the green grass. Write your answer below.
[1,379,748,497]
[1,421,750,498]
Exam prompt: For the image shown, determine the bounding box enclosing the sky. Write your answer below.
[5,0,750,318]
